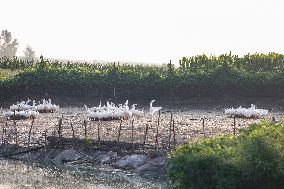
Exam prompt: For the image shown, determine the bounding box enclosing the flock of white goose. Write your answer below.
[2,99,59,119]
[1,99,163,120]
[224,104,268,118]
[85,100,162,120]
[1,98,269,120]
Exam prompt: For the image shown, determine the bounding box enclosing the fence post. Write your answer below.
[233,116,236,136]
[143,124,149,153]
[97,121,101,148]
[3,122,7,145]
[15,127,18,145]
[1,126,3,144]
[131,119,134,152]
[117,119,122,143]
[84,119,87,140]
[28,119,35,147]
[202,118,205,138]
[172,119,176,149]
[58,117,63,138]
[155,110,160,150]
[168,112,173,150]
[13,110,17,144]
[13,110,16,126]
[44,130,47,146]
[70,123,75,138]
[2,122,5,144]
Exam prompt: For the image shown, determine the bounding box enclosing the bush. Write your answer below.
[168,121,284,189]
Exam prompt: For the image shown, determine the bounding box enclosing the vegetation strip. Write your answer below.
[1,52,284,99]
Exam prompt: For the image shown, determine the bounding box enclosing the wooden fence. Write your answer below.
[0,112,240,154]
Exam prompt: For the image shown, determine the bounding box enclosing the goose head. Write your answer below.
[84,104,89,111]
[131,104,137,110]
[150,100,155,108]
[26,99,31,104]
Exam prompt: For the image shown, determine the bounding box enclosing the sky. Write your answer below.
[1,0,284,64]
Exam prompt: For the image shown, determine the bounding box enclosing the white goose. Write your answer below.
[3,110,39,119]
[10,102,19,111]
[84,104,93,115]
[36,99,59,112]
[123,100,132,118]
[47,99,59,111]
[30,100,37,111]
[149,100,162,116]
[130,104,144,117]
[3,111,14,117]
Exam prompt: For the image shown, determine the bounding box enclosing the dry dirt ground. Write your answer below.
[1,106,282,149]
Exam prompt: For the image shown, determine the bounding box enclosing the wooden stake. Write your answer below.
[168,112,173,150]
[11,110,16,144]
[131,119,134,152]
[4,129,6,145]
[44,130,47,146]
[155,110,160,150]
[13,110,16,126]
[84,119,87,140]
[172,119,176,149]
[117,119,122,142]
[2,123,5,144]
[143,124,149,153]
[3,122,7,145]
[5,122,7,135]
[70,123,75,138]
[15,127,18,145]
[233,116,236,136]
[28,119,35,147]
[202,118,205,138]
[1,127,3,145]
[97,121,101,148]
[58,117,63,138]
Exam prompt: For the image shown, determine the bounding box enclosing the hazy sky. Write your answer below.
[1,0,284,64]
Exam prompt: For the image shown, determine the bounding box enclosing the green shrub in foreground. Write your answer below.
[168,121,284,189]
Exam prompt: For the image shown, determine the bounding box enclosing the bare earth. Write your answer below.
[1,106,282,149]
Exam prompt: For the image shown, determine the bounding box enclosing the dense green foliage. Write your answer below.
[167,121,284,189]
[1,52,284,99]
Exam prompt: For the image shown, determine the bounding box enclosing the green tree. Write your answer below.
[24,45,35,61]
[0,30,19,59]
